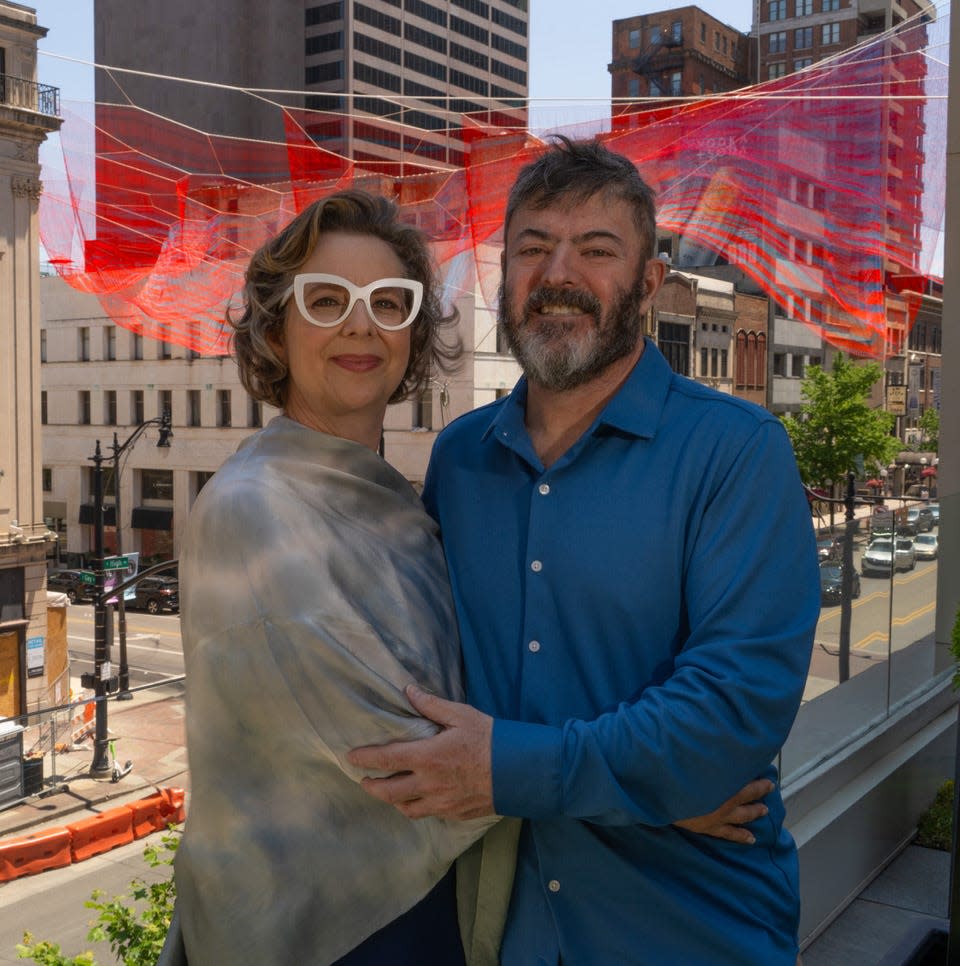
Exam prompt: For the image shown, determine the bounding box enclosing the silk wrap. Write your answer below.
[175,416,494,965]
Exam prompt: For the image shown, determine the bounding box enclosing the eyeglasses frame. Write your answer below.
[280,273,424,331]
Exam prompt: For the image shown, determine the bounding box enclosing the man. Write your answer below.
[349,137,820,964]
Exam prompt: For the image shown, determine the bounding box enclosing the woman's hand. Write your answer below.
[673,778,775,844]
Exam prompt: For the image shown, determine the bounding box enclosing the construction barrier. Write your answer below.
[0,786,186,881]
[0,826,73,882]
[126,787,186,838]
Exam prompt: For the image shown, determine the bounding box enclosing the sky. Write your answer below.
[31,0,756,106]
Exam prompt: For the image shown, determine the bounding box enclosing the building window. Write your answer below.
[773,352,787,376]
[711,347,719,377]
[490,32,525,60]
[700,347,708,376]
[406,22,447,53]
[406,0,448,27]
[669,71,682,96]
[141,468,174,501]
[159,390,172,421]
[188,390,202,427]
[248,398,262,428]
[306,61,344,83]
[451,41,488,70]
[160,339,172,360]
[133,332,143,360]
[822,22,840,44]
[193,471,215,499]
[651,25,662,44]
[714,30,720,50]
[218,389,232,428]
[628,28,641,48]
[721,349,728,378]
[40,329,47,363]
[79,327,90,361]
[43,467,52,492]
[794,57,813,69]
[822,0,840,9]
[305,31,343,55]
[491,7,526,37]
[79,390,91,425]
[305,2,343,25]
[41,390,48,425]
[658,322,689,376]
[628,77,640,97]
[131,390,144,425]
[769,0,787,21]
[451,14,487,43]
[795,0,813,13]
[795,27,813,49]
[450,0,488,16]
[671,21,682,43]
[104,326,116,361]
[414,391,433,430]
[769,62,787,79]
[104,390,117,426]
[354,32,402,65]
[700,22,706,43]
[769,31,787,54]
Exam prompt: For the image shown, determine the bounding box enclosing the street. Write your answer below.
[66,605,184,686]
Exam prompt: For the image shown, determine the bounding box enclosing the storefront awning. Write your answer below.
[131,506,173,531]
[78,504,116,526]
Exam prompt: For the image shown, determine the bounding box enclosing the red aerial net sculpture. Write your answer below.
[39,5,947,360]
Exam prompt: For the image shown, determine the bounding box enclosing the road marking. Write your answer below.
[852,600,937,650]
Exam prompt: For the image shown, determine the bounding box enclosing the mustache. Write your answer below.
[525,286,602,317]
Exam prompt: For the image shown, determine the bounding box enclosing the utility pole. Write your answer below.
[85,411,172,777]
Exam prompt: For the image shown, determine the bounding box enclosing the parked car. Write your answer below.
[927,503,940,526]
[912,533,939,560]
[130,576,180,614]
[861,538,916,576]
[47,569,97,603]
[819,561,861,605]
[905,507,934,533]
[816,534,843,561]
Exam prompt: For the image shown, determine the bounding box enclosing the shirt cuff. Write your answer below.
[491,717,564,818]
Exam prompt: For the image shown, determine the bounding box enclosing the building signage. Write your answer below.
[26,636,44,678]
[886,385,906,415]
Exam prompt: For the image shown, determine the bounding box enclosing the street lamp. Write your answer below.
[84,410,172,778]
[112,411,173,699]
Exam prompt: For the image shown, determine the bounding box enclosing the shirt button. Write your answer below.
[548,879,561,893]
[538,483,550,495]
[528,640,540,653]
[531,560,543,572]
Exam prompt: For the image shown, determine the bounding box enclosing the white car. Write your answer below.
[861,538,916,576]
[912,533,939,560]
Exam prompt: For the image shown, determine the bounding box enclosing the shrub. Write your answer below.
[916,780,954,852]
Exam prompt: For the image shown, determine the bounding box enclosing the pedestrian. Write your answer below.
[349,136,820,965]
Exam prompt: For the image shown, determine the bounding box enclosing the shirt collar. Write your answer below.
[482,337,672,446]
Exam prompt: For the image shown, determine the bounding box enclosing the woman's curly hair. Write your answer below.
[230,190,461,409]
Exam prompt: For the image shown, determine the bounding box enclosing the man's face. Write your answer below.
[498,191,662,392]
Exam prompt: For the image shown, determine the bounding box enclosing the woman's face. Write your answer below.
[272,232,413,447]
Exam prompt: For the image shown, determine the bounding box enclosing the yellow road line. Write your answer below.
[852,600,937,649]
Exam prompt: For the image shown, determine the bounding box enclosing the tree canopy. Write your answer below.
[781,354,899,492]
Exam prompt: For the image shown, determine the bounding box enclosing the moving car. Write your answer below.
[819,561,861,605]
[912,533,939,560]
[861,538,916,576]
[47,569,96,603]
[130,576,180,614]
[905,506,934,533]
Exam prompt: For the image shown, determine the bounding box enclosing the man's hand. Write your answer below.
[346,685,495,821]
[673,779,774,844]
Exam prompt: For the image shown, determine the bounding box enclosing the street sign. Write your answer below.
[104,556,130,571]
[886,385,906,415]
[79,571,96,585]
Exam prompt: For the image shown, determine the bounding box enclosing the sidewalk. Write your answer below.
[0,683,188,841]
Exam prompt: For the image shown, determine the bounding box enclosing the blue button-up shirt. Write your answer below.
[423,340,820,965]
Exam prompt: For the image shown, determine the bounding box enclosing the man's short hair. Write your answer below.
[504,135,657,264]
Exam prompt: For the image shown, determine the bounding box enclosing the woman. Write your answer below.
[174,190,493,965]
[172,190,778,965]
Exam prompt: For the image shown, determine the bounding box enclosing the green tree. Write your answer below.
[17,832,178,966]
[781,354,899,499]
[918,406,939,452]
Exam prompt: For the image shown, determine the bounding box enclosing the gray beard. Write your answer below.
[497,280,645,391]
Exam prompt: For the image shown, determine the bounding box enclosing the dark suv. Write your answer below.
[47,569,97,603]
[131,576,180,614]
